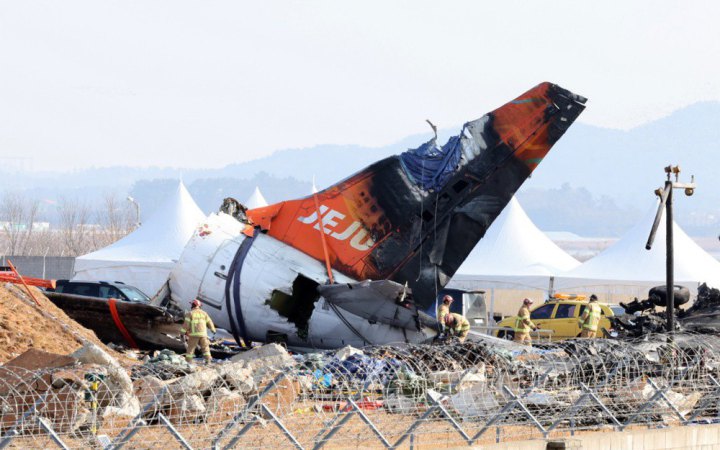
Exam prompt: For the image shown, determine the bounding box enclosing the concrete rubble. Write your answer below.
[217,362,255,394]
[229,343,296,373]
[0,342,297,433]
[1,331,718,437]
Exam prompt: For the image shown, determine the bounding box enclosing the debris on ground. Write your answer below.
[72,342,139,418]
[1,334,719,440]
[132,349,195,380]
[611,283,720,337]
[4,278,720,442]
[229,342,295,373]
[679,283,720,333]
[334,345,364,361]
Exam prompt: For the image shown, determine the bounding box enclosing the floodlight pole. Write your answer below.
[127,196,141,229]
[645,166,695,335]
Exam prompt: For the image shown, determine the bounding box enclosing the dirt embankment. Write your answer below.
[0,283,122,363]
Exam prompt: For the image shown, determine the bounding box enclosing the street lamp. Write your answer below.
[127,196,141,228]
[645,165,696,335]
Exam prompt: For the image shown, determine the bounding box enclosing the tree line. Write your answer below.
[0,191,135,257]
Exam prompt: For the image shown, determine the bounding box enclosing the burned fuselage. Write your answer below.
[168,82,587,350]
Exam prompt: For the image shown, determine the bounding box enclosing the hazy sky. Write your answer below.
[1,1,719,171]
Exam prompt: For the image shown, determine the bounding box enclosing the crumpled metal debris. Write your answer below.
[132,349,195,380]
[679,283,720,333]
[612,283,720,338]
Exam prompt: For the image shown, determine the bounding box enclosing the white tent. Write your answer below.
[73,182,206,296]
[450,196,581,291]
[555,201,720,294]
[244,187,268,209]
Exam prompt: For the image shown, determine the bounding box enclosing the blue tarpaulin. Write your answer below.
[399,134,463,191]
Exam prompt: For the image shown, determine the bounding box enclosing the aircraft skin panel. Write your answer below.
[305,300,429,349]
[169,212,431,350]
[247,82,586,308]
[239,233,428,349]
[169,213,248,332]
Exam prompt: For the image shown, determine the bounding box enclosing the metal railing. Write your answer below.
[2,333,720,449]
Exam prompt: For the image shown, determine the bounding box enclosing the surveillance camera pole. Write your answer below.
[645,166,695,336]
[665,180,675,335]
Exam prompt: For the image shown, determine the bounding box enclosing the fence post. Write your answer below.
[111,386,169,450]
[157,413,194,450]
[37,417,70,450]
[212,372,288,450]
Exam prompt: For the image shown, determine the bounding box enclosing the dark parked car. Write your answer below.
[49,280,150,302]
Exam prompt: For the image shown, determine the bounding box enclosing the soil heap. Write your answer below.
[0,282,118,363]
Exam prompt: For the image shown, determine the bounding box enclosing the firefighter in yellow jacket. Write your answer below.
[444,313,470,343]
[514,298,538,346]
[181,299,216,364]
[579,294,601,338]
[438,295,453,330]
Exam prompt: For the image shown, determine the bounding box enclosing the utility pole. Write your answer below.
[127,196,141,229]
[645,165,695,334]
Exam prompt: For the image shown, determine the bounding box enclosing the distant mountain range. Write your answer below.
[3,101,719,237]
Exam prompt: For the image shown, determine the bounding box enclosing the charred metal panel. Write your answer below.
[318,280,432,330]
[44,292,182,350]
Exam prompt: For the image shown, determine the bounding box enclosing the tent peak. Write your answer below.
[245,187,269,209]
[456,195,580,277]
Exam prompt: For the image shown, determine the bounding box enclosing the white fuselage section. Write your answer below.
[169,213,434,350]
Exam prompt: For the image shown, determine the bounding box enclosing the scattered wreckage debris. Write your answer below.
[219,197,250,223]
[3,334,720,448]
[44,292,183,350]
[42,291,244,357]
[678,283,720,333]
[0,267,55,290]
[0,341,296,439]
[612,283,720,337]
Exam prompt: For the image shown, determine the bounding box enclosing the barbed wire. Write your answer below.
[2,333,720,449]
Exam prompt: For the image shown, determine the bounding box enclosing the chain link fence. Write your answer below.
[2,334,720,449]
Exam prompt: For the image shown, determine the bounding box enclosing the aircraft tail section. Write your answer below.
[247,82,586,308]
